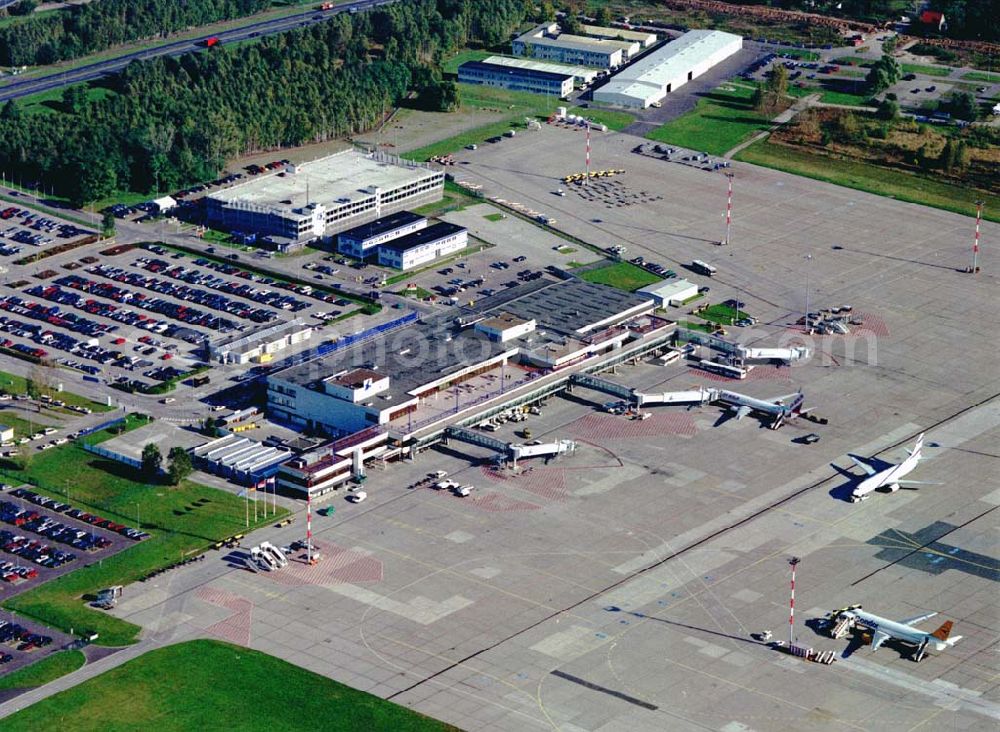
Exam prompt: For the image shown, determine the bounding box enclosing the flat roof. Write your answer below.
[581,24,656,43]
[213,319,310,353]
[482,55,598,81]
[272,279,651,397]
[379,222,466,253]
[638,278,697,298]
[338,211,425,243]
[459,60,574,83]
[327,368,383,388]
[478,312,533,330]
[605,30,743,90]
[208,149,439,215]
[480,279,651,335]
[516,23,626,56]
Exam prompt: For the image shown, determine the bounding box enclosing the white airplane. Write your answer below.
[715,389,806,429]
[829,605,961,661]
[848,433,931,502]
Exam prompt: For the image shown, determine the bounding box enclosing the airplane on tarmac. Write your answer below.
[828,605,962,661]
[847,433,932,502]
[715,389,807,429]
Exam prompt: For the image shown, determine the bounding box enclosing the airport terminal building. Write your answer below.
[204,150,444,247]
[265,278,664,439]
[594,30,743,108]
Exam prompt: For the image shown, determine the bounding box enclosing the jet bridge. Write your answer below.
[736,346,811,363]
[569,373,635,401]
[635,387,717,407]
[445,426,576,467]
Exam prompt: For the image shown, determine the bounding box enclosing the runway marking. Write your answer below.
[549,669,658,710]
[837,656,1000,721]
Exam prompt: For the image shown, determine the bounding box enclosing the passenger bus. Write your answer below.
[691,260,717,277]
[695,359,748,379]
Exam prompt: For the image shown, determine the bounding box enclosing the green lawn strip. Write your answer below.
[0,438,286,645]
[2,640,460,732]
[734,140,1000,224]
[818,89,872,106]
[442,49,493,74]
[645,84,772,156]
[0,650,86,690]
[0,370,113,412]
[394,286,433,299]
[0,413,54,439]
[900,63,954,77]
[578,262,660,292]
[680,320,715,334]
[483,212,504,222]
[405,85,632,160]
[962,71,1000,83]
[832,57,873,68]
[775,48,820,61]
[695,303,745,325]
[19,85,115,117]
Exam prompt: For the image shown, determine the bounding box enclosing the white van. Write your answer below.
[455,485,472,497]
[348,491,367,503]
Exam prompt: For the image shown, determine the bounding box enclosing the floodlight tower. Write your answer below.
[724,172,735,246]
[788,556,801,647]
[972,200,983,274]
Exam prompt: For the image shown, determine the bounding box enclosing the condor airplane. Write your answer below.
[830,605,961,661]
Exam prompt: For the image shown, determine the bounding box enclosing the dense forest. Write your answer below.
[0,0,275,67]
[717,0,999,41]
[0,0,531,205]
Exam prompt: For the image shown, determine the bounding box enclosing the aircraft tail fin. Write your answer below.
[906,433,925,458]
[930,620,953,641]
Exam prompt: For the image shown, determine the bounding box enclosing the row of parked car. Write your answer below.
[142,258,310,314]
[0,294,115,339]
[56,273,240,333]
[194,254,346,307]
[0,621,52,652]
[0,530,77,569]
[12,488,148,541]
[27,284,180,343]
[2,498,110,552]
[84,265,269,326]
[630,256,677,279]
[0,207,89,238]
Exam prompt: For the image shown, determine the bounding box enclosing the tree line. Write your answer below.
[0,0,274,67]
[0,0,530,205]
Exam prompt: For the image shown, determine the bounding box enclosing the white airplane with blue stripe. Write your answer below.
[848,433,933,502]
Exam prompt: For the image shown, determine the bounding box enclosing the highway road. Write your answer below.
[0,0,394,103]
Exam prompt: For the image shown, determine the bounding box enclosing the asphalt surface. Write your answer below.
[0,0,396,103]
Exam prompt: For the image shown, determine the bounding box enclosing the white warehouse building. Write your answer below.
[594,30,743,109]
[376,222,468,271]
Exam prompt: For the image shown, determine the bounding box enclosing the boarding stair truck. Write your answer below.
[260,541,288,569]
[250,546,275,571]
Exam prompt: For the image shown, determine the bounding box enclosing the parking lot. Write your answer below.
[0,202,94,260]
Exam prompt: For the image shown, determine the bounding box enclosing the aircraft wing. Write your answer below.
[848,455,878,477]
[770,392,801,405]
[871,630,891,651]
[899,612,937,627]
[733,405,752,421]
[896,480,940,486]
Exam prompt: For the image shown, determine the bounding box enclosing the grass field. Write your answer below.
[578,262,660,292]
[696,303,744,325]
[0,412,54,439]
[0,370,113,413]
[2,640,458,732]
[0,651,85,690]
[735,140,1000,224]
[0,420,286,645]
[900,63,954,77]
[962,70,1000,83]
[442,49,492,74]
[406,84,633,161]
[645,84,772,156]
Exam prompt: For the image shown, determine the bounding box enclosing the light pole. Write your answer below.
[724,172,734,246]
[788,556,800,647]
[803,253,813,333]
[972,200,983,274]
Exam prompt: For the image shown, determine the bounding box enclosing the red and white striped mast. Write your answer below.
[972,200,983,274]
[306,492,313,564]
[585,121,591,185]
[788,556,800,646]
[724,172,734,245]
